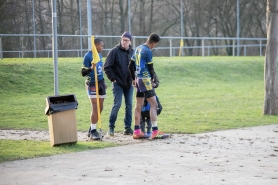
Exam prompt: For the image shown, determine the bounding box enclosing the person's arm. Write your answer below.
[81,53,93,77]
[128,59,136,80]
[104,49,116,82]
[148,63,159,83]
[146,49,158,83]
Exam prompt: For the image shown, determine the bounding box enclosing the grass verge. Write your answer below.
[0,139,118,163]
[0,56,277,162]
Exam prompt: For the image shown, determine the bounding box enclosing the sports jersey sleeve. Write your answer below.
[81,52,93,77]
[84,53,92,67]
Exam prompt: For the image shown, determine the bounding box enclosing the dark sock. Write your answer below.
[152,126,158,131]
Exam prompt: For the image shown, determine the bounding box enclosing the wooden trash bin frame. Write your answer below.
[45,94,78,146]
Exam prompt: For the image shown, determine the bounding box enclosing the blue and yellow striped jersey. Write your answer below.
[131,44,153,78]
[82,51,104,83]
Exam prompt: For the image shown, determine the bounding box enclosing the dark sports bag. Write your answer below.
[141,96,162,118]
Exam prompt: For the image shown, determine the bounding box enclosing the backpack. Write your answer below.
[141,96,162,118]
[142,99,151,112]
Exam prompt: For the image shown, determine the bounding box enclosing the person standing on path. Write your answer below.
[129,33,169,139]
[81,38,106,140]
[104,31,134,136]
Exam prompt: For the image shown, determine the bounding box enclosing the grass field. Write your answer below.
[0,56,277,162]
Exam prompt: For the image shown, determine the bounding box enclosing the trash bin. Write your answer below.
[45,94,78,146]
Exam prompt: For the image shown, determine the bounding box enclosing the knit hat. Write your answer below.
[121,31,132,41]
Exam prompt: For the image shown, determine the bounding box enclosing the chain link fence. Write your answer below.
[0,34,266,59]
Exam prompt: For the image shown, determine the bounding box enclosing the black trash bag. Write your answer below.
[45,94,78,115]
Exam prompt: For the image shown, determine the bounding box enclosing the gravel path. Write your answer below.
[1,125,278,185]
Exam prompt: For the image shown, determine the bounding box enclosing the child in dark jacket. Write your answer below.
[140,95,162,137]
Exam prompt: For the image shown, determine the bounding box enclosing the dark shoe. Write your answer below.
[108,127,114,136]
[146,131,152,138]
[123,127,133,135]
[90,130,100,140]
[87,127,91,137]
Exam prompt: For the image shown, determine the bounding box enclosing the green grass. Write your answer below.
[0,140,118,163]
[154,57,274,133]
[0,56,277,162]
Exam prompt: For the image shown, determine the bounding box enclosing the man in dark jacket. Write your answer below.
[104,31,134,136]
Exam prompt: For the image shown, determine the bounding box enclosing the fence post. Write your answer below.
[202,39,204,57]
[233,40,235,56]
[170,38,172,57]
[208,47,210,56]
[260,40,262,56]
[0,36,2,60]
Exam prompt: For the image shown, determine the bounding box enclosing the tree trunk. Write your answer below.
[38,0,46,51]
[119,0,125,32]
[57,0,64,50]
[263,0,278,115]
[148,0,154,33]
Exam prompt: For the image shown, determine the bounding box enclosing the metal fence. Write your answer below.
[0,34,267,59]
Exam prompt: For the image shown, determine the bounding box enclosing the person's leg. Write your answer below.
[92,80,106,125]
[123,85,134,129]
[140,116,146,133]
[133,78,152,139]
[147,96,158,125]
[88,98,104,140]
[134,79,145,128]
[108,82,123,135]
[133,97,147,139]
[145,91,169,139]
[86,80,106,140]
[146,118,152,135]
[134,97,144,126]
[90,98,104,124]
[86,82,96,138]
[144,90,157,131]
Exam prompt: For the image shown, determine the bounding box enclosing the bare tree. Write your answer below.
[263,0,278,115]
[148,0,154,33]
[57,0,64,50]
[37,0,49,52]
[0,0,268,57]
[139,0,146,35]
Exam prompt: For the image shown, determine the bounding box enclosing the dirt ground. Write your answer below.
[0,129,151,145]
[1,125,278,185]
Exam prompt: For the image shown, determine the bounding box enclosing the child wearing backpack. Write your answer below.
[140,95,162,137]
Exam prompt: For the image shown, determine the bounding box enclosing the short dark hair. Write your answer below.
[94,38,103,45]
[146,33,160,44]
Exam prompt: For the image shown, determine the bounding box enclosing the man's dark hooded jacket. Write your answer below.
[104,43,134,89]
